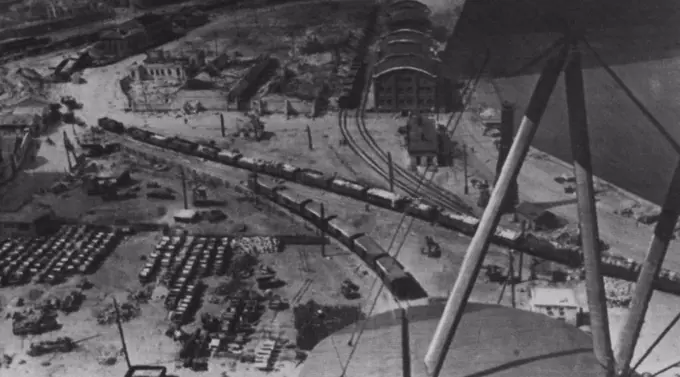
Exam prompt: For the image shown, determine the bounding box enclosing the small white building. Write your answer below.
[529,287,580,325]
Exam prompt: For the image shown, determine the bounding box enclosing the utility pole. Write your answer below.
[388,151,394,192]
[424,41,568,377]
[615,161,680,377]
[219,113,225,137]
[463,143,468,194]
[320,203,326,258]
[497,102,518,213]
[565,38,614,376]
[509,250,516,308]
[180,167,188,209]
[306,125,313,150]
[113,298,132,369]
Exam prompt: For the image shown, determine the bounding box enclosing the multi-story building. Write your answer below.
[406,114,439,166]
[372,53,440,112]
[97,13,173,60]
[530,287,580,325]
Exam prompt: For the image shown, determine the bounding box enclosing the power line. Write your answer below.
[340,168,436,377]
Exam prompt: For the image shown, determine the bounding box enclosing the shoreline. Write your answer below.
[480,76,659,211]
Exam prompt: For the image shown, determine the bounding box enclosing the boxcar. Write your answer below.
[147,134,168,147]
[168,138,197,154]
[237,156,259,171]
[262,162,299,180]
[276,189,311,214]
[366,188,408,210]
[327,217,362,246]
[216,150,242,165]
[353,235,388,268]
[374,254,412,299]
[299,169,331,189]
[279,163,300,181]
[437,210,479,234]
[195,145,219,160]
[127,127,152,141]
[493,227,522,247]
[405,201,439,222]
[254,178,279,199]
[330,178,368,199]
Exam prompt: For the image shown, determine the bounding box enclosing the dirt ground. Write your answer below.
[2,0,679,375]
[0,150,388,377]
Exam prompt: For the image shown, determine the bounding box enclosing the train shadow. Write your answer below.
[394,279,429,301]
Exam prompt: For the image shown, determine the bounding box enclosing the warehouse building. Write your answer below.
[406,114,439,166]
[530,287,581,325]
[372,53,440,112]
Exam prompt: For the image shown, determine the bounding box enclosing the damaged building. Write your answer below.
[94,13,174,61]
[128,49,207,82]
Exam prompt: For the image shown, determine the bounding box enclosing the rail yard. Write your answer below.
[2,0,680,376]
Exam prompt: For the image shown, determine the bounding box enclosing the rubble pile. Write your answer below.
[551,226,610,252]
[604,277,633,308]
[230,237,281,255]
[27,337,75,357]
[96,345,121,366]
[94,301,140,325]
[12,308,61,336]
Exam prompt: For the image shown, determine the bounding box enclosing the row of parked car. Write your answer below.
[0,225,121,286]
[139,235,232,285]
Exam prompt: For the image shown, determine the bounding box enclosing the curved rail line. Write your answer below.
[339,50,489,214]
[353,53,490,215]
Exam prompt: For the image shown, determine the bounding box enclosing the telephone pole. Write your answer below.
[462,143,468,195]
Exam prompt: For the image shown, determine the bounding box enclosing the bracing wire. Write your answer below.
[580,37,680,155]
[339,169,436,377]
[346,163,431,345]
[340,13,570,377]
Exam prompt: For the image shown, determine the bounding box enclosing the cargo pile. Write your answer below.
[604,277,633,308]
[230,237,281,255]
[94,301,141,325]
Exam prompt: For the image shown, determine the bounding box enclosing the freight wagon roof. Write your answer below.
[332,178,365,191]
[299,301,604,377]
[375,255,408,280]
[367,188,400,201]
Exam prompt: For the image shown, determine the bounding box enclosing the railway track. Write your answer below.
[339,51,489,215]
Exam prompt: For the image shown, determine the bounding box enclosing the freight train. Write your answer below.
[246,175,422,300]
[98,116,680,295]
[97,117,527,255]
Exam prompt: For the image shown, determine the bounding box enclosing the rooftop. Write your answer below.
[531,287,579,308]
[407,114,439,154]
[373,53,439,79]
[299,301,604,377]
[380,28,434,49]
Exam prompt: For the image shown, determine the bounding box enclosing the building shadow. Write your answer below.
[23,156,49,171]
